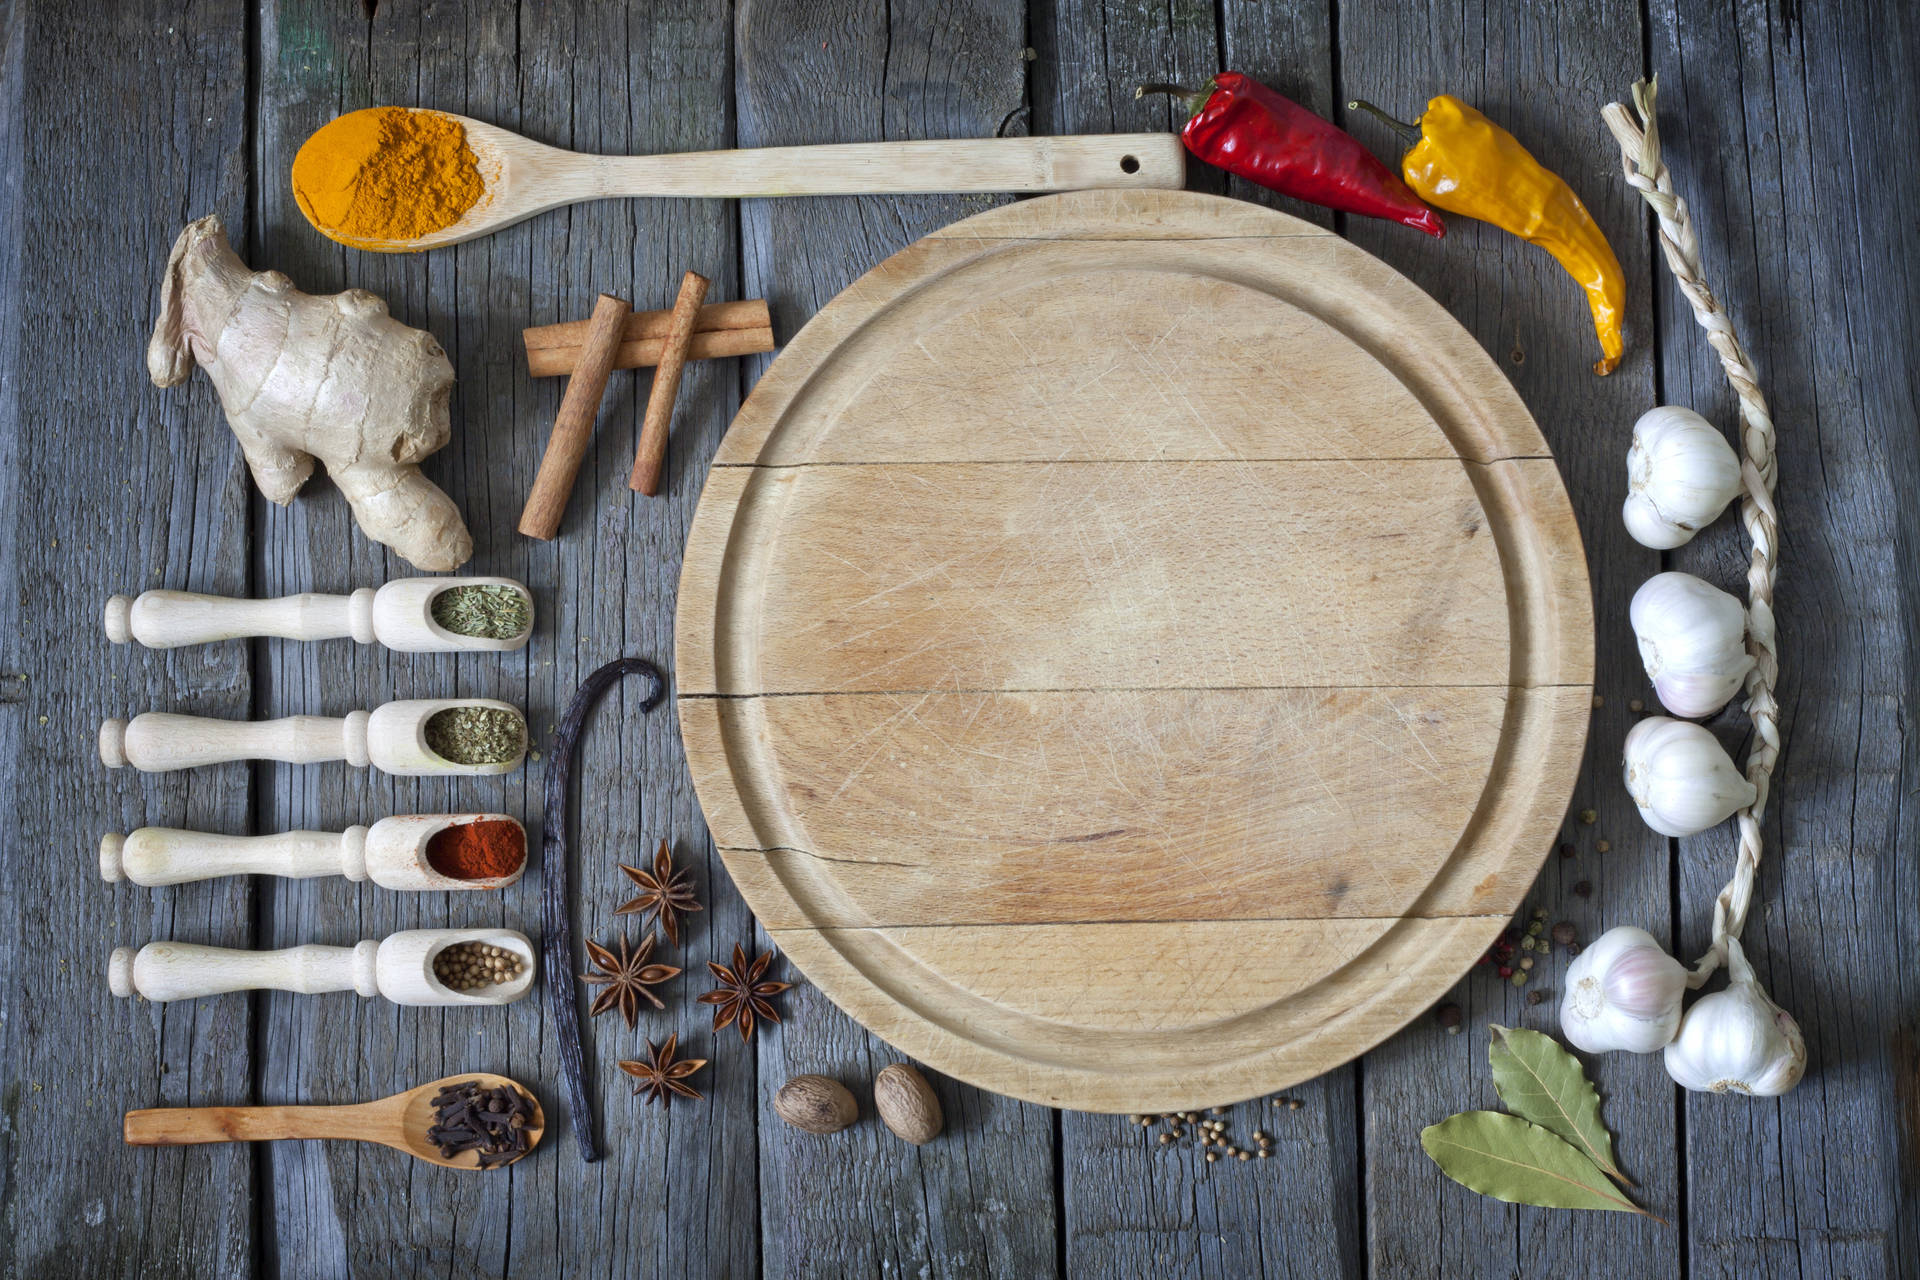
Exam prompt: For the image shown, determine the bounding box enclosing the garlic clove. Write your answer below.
[1623,716,1758,837]
[1630,572,1756,719]
[1621,406,1742,550]
[1560,925,1687,1054]
[1663,938,1806,1096]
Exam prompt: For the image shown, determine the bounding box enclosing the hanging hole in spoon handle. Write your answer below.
[543,657,666,1163]
[1120,154,1141,174]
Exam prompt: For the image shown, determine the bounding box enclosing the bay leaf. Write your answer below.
[1488,1024,1629,1185]
[1420,1112,1656,1218]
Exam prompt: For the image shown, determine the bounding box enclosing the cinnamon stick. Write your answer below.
[628,271,710,496]
[518,293,630,540]
[524,300,772,377]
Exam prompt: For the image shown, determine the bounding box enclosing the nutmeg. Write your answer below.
[772,1074,858,1135]
[873,1062,942,1144]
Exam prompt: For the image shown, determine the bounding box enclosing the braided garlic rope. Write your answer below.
[1602,78,1782,986]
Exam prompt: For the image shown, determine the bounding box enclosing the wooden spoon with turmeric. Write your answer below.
[292,106,1184,252]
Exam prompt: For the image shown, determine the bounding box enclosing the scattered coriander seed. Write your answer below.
[1551,921,1578,947]
[1210,1106,1227,1115]
[1629,698,1644,712]
[1579,808,1597,825]
[1205,1152,1218,1163]
[1257,1148,1270,1158]
[1596,839,1612,853]
[1159,1133,1175,1145]
[1129,1114,1144,1124]
[1237,1151,1251,1161]
[1254,1131,1271,1144]
[1288,1099,1303,1111]
[1592,694,1604,708]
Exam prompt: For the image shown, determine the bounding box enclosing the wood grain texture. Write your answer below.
[1334,1,1683,1274]
[1649,1,1920,1275]
[736,3,1062,1275]
[0,2,257,1277]
[678,188,1592,1111]
[5,1,1914,1275]
[252,0,755,1275]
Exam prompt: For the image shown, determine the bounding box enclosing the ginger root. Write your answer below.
[147,215,472,570]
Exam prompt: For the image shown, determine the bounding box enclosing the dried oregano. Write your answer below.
[424,705,525,764]
[431,584,532,639]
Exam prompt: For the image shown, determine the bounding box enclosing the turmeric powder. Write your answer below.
[291,107,484,247]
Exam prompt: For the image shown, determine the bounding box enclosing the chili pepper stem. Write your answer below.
[1347,99,1421,142]
[1136,82,1214,119]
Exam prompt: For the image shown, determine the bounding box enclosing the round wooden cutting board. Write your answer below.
[676,189,1592,1111]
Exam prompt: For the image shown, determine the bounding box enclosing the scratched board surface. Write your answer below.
[676,187,1594,1112]
[0,0,1913,1277]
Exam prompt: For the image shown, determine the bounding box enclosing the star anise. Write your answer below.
[616,838,703,945]
[618,1033,708,1106]
[578,933,681,1029]
[699,943,794,1043]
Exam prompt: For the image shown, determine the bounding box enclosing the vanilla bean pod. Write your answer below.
[543,656,667,1163]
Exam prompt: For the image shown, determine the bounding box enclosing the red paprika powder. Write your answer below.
[427,818,526,881]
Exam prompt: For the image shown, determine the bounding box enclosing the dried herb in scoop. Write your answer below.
[431,583,532,639]
[424,705,525,765]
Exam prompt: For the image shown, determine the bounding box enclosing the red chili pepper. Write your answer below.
[1140,73,1444,237]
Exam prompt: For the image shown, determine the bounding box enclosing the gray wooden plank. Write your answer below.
[1649,1,1920,1276]
[734,3,1062,1276]
[253,1,754,1275]
[1032,2,1365,1276]
[1333,1,1683,1274]
[0,1,256,1276]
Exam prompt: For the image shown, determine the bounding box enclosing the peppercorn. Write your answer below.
[1592,694,1604,709]
[1595,839,1611,853]
[1551,921,1577,947]
[1559,842,1576,858]
[1510,972,1528,987]
[1526,989,1546,1006]
[1628,698,1644,712]
[1288,1099,1303,1110]
[1579,808,1597,825]
[1520,956,1534,970]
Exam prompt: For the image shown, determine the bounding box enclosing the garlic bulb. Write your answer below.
[1559,925,1688,1054]
[1630,572,1755,718]
[1664,938,1806,1095]
[1623,716,1757,837]
[1622,406,1742,549]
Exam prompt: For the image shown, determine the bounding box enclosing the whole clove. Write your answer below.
[425,1079,536,1168]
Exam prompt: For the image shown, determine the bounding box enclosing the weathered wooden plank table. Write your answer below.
[3,1,1913,1276]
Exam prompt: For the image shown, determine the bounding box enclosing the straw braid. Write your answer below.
[1601,78,1781,986]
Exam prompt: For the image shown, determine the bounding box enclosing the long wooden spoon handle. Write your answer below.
[104,590,375,647]
[99,711,370,771]
[125,1103,377,1146]
[590,134,1185,197]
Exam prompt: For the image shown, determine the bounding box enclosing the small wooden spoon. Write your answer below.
[124,1073,544,1170]
[299,109,1186,252]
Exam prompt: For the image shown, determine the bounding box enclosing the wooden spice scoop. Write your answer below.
[98,698,527,776]
[523,299,772,378]
[125,1072,544,1171]
[104,577,532,652]
[100,814,525,891]
[108,928,536,1005]
[630,270,710,495]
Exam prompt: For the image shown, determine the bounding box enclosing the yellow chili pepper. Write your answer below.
[1352,95,1627,375]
